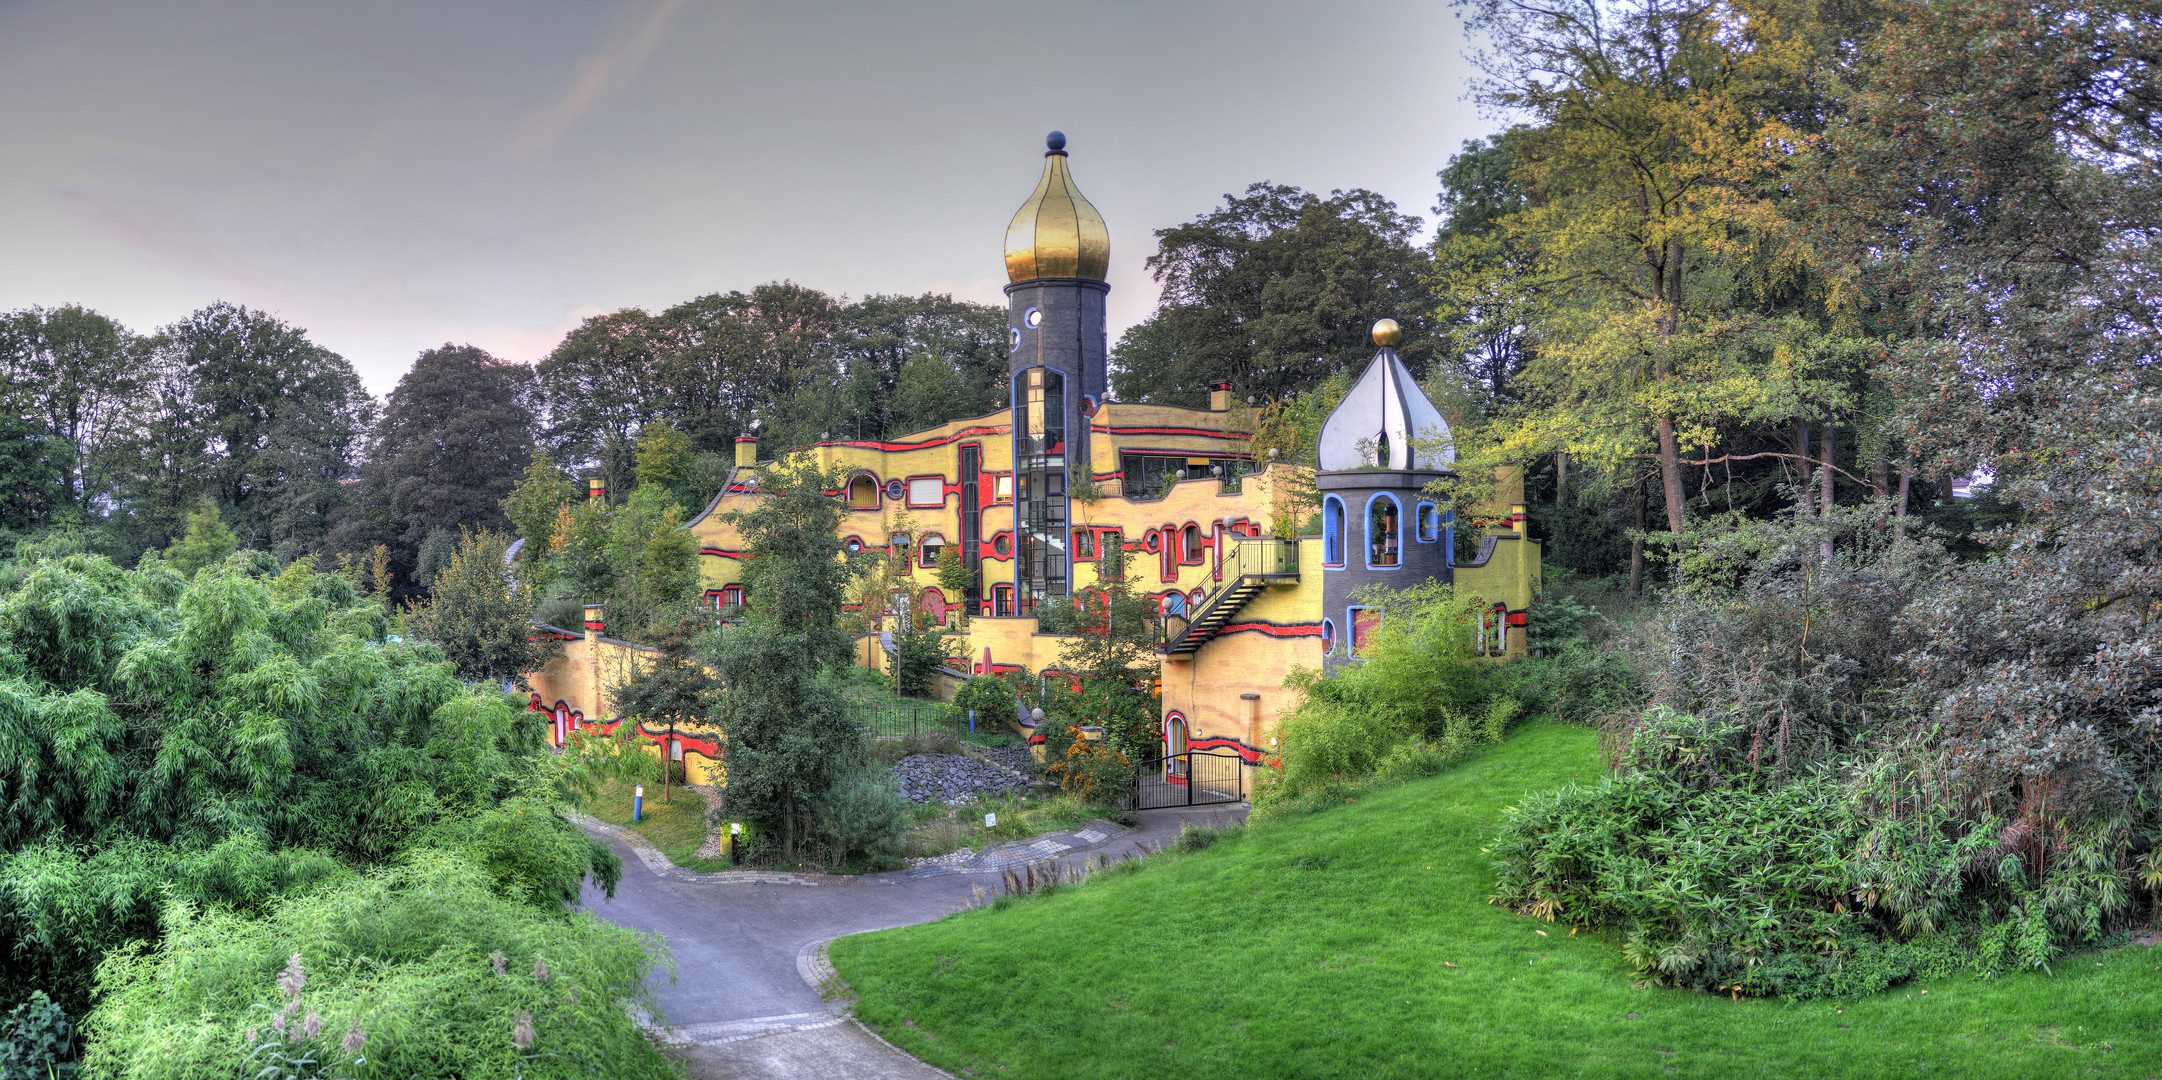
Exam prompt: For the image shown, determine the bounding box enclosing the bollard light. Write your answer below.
[968,707,976,733]
[633,784,644,823]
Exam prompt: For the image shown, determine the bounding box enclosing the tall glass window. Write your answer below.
[1323,496,1345,565]
[1015,366,1068,613]
[1367,495,1401,567]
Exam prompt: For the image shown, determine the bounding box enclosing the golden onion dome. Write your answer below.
[1004,131,1109,283]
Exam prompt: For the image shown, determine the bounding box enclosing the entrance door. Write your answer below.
[1166,715,1189,776]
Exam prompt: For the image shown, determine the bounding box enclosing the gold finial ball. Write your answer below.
[1371,318,1402,347]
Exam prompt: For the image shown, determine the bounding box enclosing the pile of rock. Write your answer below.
[977,744,1035,777]
[893,753,1032,804]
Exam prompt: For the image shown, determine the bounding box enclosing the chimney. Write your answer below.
[1209,381,1232,412]
[734,434,758,468]
[583,604,603,635]
[587,477,607,503]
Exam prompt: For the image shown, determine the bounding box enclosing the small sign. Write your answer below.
[984,812,997,828]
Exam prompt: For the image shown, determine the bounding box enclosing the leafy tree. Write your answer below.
[1052,543,1163,762]
[536,309,657,499]
[154,302,374,553]
[1117,184,1437,406]
[501,449,579,558]
[357,345,536,596]
[0,382,68,536]
[702,458,867,858]
[1456,0,1855,538]
[412,527,455,589]
[608,607,720,801]
[407,529,556,688]
[632,419,696,513]
[834,293,1008,440]
[0,305,145,515]
[161,498,237,577]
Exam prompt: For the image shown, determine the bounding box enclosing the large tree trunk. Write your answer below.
[1554,450,1568,502]
[1656,417,1687,534]
[1871,453,1889,503]
[1628,478,1646,597]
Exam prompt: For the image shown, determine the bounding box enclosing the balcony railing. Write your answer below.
[1231,536,1299,578]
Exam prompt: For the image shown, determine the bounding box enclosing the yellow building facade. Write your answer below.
[533,132,1542,775]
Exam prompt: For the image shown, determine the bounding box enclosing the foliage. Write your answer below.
[501,451,579,565]
[812,766,909,871]
[1116,184,1438,406]
[1041,728,1135,805]
[832,725,2162,1078]
[1048,544,1161,762]
[704,458,870,857]
[1489,717,2047,999]
[82,851,673,1080]
[406,529,558,689]
[160,498,237,578]
[0,554,619,1017]
[354,345,536,601]
[1,991,76,1080]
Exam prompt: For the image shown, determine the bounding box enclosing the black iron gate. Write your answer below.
[1130,750,1246,810]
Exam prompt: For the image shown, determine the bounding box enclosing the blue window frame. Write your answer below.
[1416,502,1439,542]
[1365,493,1402,569]
[1322,495,1346,566]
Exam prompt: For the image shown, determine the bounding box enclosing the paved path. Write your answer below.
[578,804,1247,1079]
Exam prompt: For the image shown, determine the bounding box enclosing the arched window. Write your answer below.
[1367,494,1401,568]
[1181,524,1205,563]
[848,474,878,509]
[889,533,910,564]
[918,533,944,567]
[920,587,948,627]
[1320,618,1337,657]
[1164,592,1187,617]
[1416,502,1439,543]
[1491,604,1509,654]
[1322,496,1346,565]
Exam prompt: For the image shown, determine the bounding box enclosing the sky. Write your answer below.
[0,0,1500,395]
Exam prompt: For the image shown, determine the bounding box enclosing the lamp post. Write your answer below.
[633,784,644,823]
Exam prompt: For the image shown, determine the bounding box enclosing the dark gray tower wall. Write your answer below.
[1006,277,1108,466]
[1316,469,1451,674]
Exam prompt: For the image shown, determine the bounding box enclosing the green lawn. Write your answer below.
[829,724,2161,1079]
[582,775,732,873]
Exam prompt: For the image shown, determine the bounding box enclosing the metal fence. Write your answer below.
[849,699,958,740]
[1124,750,1247,810]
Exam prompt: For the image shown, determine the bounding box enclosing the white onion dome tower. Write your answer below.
[1314,319,1459,672]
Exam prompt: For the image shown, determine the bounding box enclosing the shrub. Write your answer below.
[812,767,909,871]
[1541,645,1648,727]
[81,851,674,1080]
[1043,731,1136,805]
[2,991,76,1080]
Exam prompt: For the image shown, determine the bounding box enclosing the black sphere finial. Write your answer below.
[1045,130,1067,152]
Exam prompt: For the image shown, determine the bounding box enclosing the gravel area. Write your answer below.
[977,744,1035,777]
[904,847,976,870]
[893,753,1032,804]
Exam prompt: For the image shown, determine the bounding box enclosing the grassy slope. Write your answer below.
[583,776,731,873]
[830,725,2160,1079]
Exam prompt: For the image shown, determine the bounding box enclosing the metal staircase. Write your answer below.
[1161,538,1299,656]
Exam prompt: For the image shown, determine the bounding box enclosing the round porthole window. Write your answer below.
[844,537,863,553]
[1320,618,1337,656]
[1024,307,1043,329]
[885,479,906,501]
[1009,327,1020,352]
[992,534,1012,557]
[1143,530,1160,553]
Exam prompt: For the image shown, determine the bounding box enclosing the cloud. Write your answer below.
[511,0,692,156]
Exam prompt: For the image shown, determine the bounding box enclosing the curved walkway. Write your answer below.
[577,804,1246,1079]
